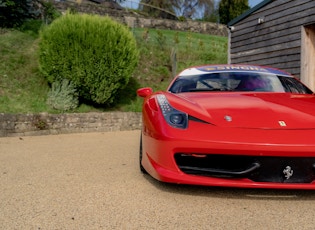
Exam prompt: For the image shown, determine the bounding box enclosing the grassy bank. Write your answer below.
[0,26,227,113]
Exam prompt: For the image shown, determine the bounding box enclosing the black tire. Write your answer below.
[139,133,148,174]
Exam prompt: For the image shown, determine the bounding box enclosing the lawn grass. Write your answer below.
[0,30,50,113]
[131,28,227,88]
[0,25,227,113]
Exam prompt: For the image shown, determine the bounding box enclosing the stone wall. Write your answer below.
[0,112,142,137]
[124,16,228,36]
[53,1,228,36]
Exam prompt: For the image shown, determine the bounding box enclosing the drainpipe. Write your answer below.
[227,26,234,64]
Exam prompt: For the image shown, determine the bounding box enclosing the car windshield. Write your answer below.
[168,72,313,94]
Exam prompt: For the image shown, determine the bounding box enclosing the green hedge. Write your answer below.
[39,13,139,105]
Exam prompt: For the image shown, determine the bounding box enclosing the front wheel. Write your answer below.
[139,133,147,174]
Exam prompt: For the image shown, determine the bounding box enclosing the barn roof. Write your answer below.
[227,0,273,26]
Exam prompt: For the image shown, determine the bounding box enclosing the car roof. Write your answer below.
[178,64,292,77]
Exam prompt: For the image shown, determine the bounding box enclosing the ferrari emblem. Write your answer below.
[224,115,232,122]
[283,166,293,180]
[279,121,286,127]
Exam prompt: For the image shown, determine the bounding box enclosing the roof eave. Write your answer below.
[227,0,274,27]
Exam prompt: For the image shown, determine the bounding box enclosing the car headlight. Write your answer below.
[156,94,188,129]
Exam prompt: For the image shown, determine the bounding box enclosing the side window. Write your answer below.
[169,79,197,93]
[279,76,313,94]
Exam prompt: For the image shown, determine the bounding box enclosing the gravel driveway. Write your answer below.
[1,130,315,229]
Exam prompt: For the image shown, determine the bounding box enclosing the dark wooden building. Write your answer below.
[227,0,315,90]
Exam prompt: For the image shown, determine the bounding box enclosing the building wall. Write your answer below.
[229,0,315,79]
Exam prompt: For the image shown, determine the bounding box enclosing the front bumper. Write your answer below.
[141,122,315,189]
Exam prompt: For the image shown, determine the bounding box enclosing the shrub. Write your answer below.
[0,0,42,28]
[47,79,79,111]
[40,0,61,24]
[39,13,139,106]
[18,19,43,37]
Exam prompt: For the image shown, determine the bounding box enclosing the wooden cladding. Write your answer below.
[229,0,315,79]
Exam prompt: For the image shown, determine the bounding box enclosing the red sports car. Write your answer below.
[137,64,315,189]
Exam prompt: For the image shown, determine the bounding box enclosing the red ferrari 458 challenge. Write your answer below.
[137,64,315,189]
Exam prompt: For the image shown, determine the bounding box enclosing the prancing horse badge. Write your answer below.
[279,121,287,127]
[283,166,293,180]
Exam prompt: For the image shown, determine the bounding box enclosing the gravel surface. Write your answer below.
[1,130,315,229]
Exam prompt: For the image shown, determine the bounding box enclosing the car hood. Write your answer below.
[169,92,315,129]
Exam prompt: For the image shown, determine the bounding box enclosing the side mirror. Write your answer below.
[137,87,153,98]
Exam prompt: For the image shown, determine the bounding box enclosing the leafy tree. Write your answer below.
[0,0,41,28]
[138,0,215,20]
[40,0,62,24]
[202,4,219,22]
[218,0,250,24]
[139,0,177,19]
[0,0,59,28]
[175,0,214,20]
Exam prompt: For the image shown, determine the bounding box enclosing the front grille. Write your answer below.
[174,153,315,183]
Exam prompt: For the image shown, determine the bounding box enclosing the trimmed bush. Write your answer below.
[39,13,139,105]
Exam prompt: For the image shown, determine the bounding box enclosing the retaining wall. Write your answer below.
[0,112,142,137]
[52,1,228,36]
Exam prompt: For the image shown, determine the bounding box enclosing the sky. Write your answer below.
[121,0,264,9]
[249,0,264,7]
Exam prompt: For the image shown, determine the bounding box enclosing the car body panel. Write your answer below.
[168,92,315,129]
[137,64,315,189]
